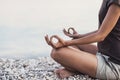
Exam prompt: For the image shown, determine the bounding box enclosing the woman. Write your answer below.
[45,0,120,79]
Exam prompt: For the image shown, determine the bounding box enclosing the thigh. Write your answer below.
[52,46,97,77]
[75,44,98,54]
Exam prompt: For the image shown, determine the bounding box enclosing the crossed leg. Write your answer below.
[51,44,98,78]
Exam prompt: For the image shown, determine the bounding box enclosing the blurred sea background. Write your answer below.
[0,0,102,59]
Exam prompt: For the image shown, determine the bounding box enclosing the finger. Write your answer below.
[45,35,56,48]
[68,27,77,34]
[50,35,64,48]
[50,35,61,42]
[72,28,77,34]
[52,35,66,46]
[45,35,51,45]
[50,35,58,45]
[63,28,68,34]
[50,36,58,48]
[63,29,71,36]
[63,30,75,39]
[45,35,50,45]
[68,27,74,34]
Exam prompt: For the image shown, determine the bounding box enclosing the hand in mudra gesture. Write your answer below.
[63,27,80,39]
[45,35,66,49]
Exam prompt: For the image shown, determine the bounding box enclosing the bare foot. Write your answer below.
[55,68,75,79]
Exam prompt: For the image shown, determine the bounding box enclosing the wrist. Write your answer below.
[65,40,72,46]
[77,34,81,38]
[78,34,84,38]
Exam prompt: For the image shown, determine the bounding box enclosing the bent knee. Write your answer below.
[50,49,57,59]
[50,48,66,59]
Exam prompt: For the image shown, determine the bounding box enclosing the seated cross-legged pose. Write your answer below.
[45,0,120,79]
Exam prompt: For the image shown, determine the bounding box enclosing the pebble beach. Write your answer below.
[0,57,99,80]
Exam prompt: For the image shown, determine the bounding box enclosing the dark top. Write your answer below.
[98,0,120,65]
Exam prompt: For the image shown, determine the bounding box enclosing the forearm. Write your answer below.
[66,4,120,46]
[78,30,98,38]
[65,30,103,46]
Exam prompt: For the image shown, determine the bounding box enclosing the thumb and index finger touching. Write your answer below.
[45,35,63,48]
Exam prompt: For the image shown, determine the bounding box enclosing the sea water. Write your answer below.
[0,0,102,59]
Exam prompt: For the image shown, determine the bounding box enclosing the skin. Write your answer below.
[45,4,120,79]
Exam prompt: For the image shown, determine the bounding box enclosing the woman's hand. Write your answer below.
[63,27,80,39]
[45,35,66,49]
